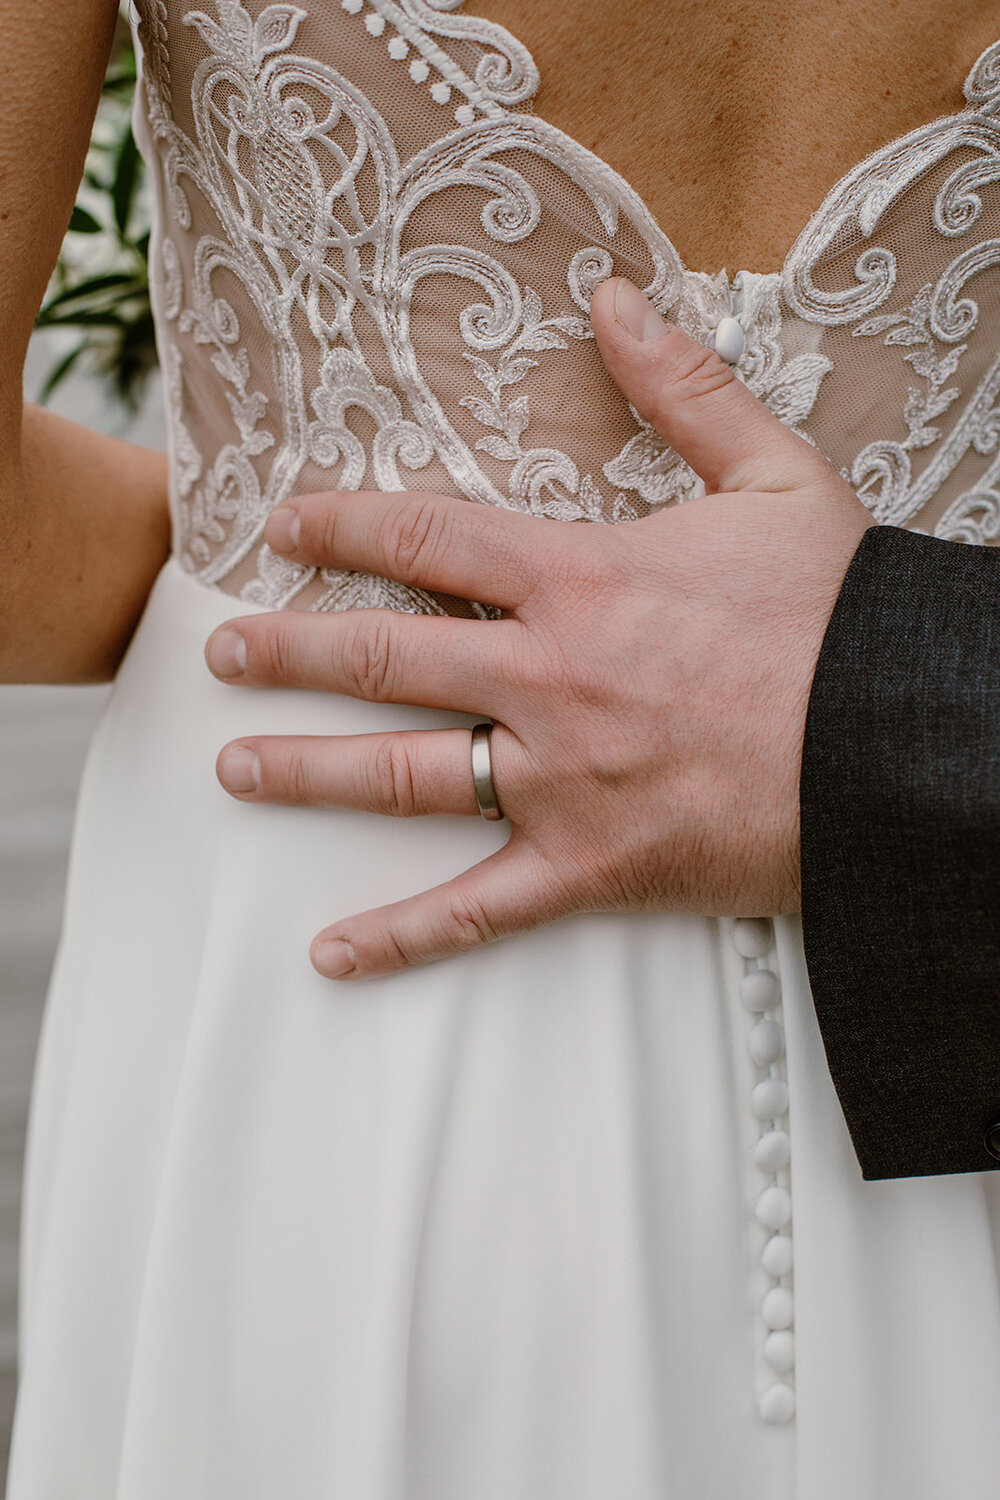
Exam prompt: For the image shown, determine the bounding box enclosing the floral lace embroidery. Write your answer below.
[131,3,1000,610]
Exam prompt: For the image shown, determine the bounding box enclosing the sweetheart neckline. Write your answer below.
[453,5,1000,295]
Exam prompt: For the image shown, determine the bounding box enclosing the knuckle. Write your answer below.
[368,737,418,816]
[381,926,419,970]
[262,625,296,681]
[284,749,315,807]
[319,504,341,563]
[345,616,397,700]
[386,499,448,579]
[659,338,736,412]
[446,889,498,948]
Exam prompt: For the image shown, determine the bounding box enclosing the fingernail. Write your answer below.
[206,629,247,678]
[613,278,668,342]
[218,745,260,794]
[313,938,357,979]
[266,507,300,554]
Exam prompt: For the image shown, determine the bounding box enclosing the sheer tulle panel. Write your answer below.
[801,141,1000,545]
[131,1,1000,623]
[133,0,681,616]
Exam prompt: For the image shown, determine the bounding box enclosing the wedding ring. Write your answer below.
[470,722,503,821]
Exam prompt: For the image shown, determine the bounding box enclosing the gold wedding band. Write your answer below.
[470,722,503,821]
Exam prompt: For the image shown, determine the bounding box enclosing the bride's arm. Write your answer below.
[6,405,169,683]
[0,0,170,685]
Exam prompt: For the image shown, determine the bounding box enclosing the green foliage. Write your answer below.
[35,13,156,413]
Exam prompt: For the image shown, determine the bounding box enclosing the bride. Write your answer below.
[3,1,1000,1495]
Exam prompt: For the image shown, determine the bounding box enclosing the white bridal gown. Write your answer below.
[9,5,1000,1497]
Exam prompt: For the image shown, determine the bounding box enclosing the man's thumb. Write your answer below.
[589,278,828,496]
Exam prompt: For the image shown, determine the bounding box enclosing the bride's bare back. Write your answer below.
[485,0,1000,271]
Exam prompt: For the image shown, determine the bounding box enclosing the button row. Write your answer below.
[343,0,481,126]
[732,917,795,1426]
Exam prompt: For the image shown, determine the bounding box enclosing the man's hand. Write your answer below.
[205,278,873,979]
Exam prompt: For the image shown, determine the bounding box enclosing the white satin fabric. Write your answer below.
[6,557,1000,1499]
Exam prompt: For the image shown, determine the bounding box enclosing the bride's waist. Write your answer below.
[114,554,482,749]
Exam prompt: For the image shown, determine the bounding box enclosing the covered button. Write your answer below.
[764,1330,795,1374]
[754,1129,791,1173]
[732,917,773,958]
[754,1185,792,1232]
[740,968,780,1012]
[714,315,745,364]
[748,1019,785,1067]
[761,1233,794,1277]
[759,1383,796,1424]
[761,1285,794,1330]
[751,1078,789,1120]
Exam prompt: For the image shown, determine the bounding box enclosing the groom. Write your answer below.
[205,277,1000,1185]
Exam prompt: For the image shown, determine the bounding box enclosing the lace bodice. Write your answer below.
[130,2,1000,614]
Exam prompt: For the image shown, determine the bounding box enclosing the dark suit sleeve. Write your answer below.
[799,524,1000,1180]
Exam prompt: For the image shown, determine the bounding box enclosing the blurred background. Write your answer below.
[0,8,161,1478]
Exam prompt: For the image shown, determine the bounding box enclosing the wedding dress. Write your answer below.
[8,4,1000,1496]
